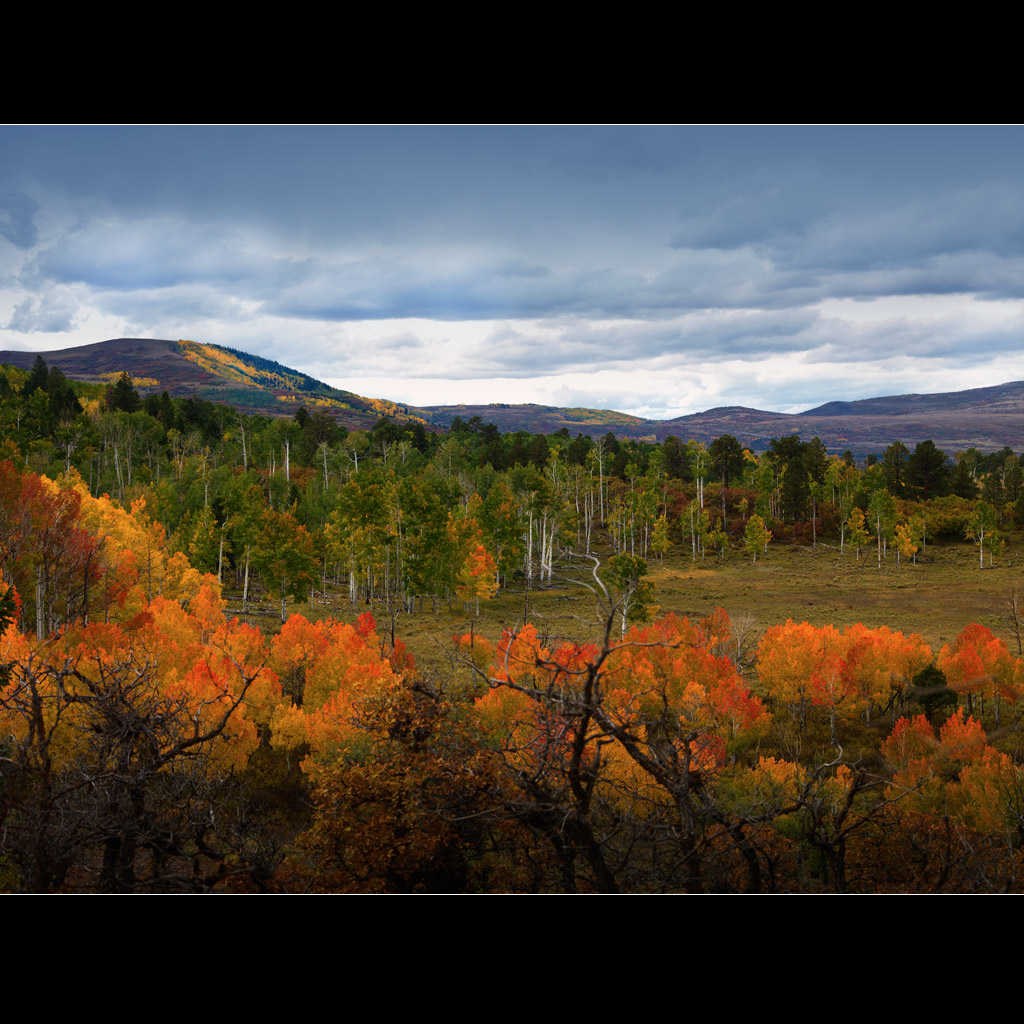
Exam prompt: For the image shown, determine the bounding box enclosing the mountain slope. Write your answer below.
[0,338,428,430]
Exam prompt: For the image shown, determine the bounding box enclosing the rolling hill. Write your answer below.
[0,337,429,432]
[422,384,1024,456]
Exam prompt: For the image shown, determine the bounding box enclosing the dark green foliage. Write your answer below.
[710,434,745,488]
[217,344,330,393]
[45,369,82,426]
[370,416,408,448]
[106,372,141,414]
[1005,460,1023,506]
[566,433,593,467]
[481,437,504,470]
[912,664,958,724]
[527,433,549,468]
[770,434,810,521]
[981,470,1006,510]
[506,431,529,468]
[662,435,691,481]
[407,421,431,454]
[802,436,828,485]
[978,446,1016,476]
[907,440,951,500]
[21,355,48,398]
[297,409,342,466]
[951,458,978,500]
[882,441,910,496]
[14,359,83,434]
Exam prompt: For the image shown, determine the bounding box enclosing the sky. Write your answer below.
[2,125,1023,420]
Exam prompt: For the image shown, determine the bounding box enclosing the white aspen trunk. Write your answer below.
[574,478,581,546]
[113,444,123,498]
[584,491,592,553]
[525,509,534,584]
[36,566,44,641]
[544,516,554,580]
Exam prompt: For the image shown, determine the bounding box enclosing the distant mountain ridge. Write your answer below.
[423,383,1024,455]
[802,380,1024,417]
[3,337,1023,455]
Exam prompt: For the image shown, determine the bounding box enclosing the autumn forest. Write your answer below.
[6,352,1024,893]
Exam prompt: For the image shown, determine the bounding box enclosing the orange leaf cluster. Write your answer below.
[1,584,280,774]
[937,623,1021,710]
[757,620,932,723]
[881,709,1021,832]
[269,613,405,769]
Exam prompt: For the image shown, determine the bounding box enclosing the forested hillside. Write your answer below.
[0,338,428,431]
[4,356,1024,892]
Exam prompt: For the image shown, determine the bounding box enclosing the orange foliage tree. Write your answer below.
[881,709,1024,855]
[0,462,102,636]
[937,622,1022,726]
[758,619,932,741]
[468,607,776,892]
[0,464,219,634]
[0,583,280,892]
[269,613,537,892]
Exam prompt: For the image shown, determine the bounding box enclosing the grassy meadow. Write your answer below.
[259,529,1024,683]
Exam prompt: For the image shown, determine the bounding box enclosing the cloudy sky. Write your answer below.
[2,125,1023,419]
